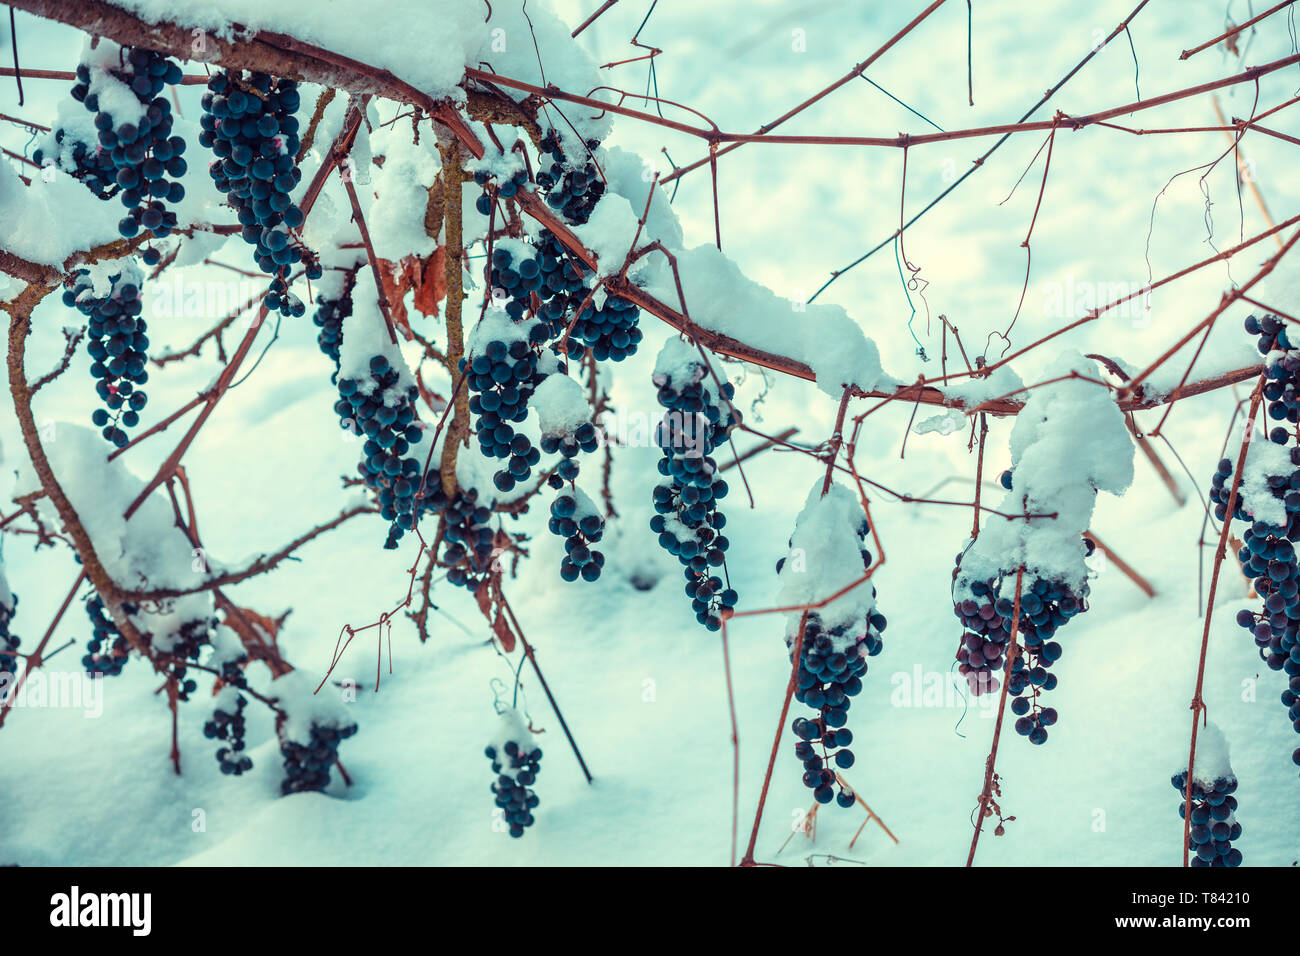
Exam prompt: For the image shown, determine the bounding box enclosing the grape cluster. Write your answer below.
[1247,313,1300,444]
[534,232,588,330]
[473,166,530,214]
[541,422,599,488]
[489,233,581,333]
[1209,457,1254,524]
[1220,313,1300,773]
[463,340,550,494]
[437,488,499,590]
[81,593,135,677]
[280,720,358,795]
[64,268,149,447]
[650,358,738,630]
[788,538,885,807]
[155,617,217,703]
[536,128,605,225]
[334,355,426,549]
[0,587,20,681]
[1172,771,1243,867]
[33,126,119,199]
[561,293,643,363]
[200,70,319,317]
[68,50,186,256]
[486,737,543,838]
[490,243,548,321]
[548,489,605,583]
[311,285,353,378]
[954,573,1086,745]
[204,694,253,776]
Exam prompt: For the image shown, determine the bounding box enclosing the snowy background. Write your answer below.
[0,0,1298,866]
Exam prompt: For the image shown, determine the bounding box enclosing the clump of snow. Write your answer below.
[80,38,148,128]
[570,485,601,523]
[1237,426,1293,527]
[465,309,539,356]
[464,132,526,184]
[945,362,1027,410]
[486,705,535,760]
[652,336,708,388]
[0,148,123,267]
[531,374,590,437]
[272,670,356,745]
[648,239,890,399]
[593,158,892,399]
[9,424,214,652]
[337,272,414,397]
[208,627,248,669]
[364,123,441,261]
[1186,720,1235,788]
[956,350,1135,592]
[776,482,878,652]
[573,185,645,280]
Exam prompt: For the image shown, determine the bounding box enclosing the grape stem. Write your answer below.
[966,566,1024,867]
[1181,375,1264,865]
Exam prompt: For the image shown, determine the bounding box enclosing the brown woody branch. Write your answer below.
[121,505,375,601]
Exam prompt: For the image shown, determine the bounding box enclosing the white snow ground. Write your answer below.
[0,0,1298,866]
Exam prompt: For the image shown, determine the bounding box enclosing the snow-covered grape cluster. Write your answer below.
[779,484,886,808]
[950,351,1134,746]
[564,292,643,364]
[63,47,186,258]
[650,342,738,630]
[64,266,149,447]
[1172,726,1244,870]
[81,593,134,677]
[1209,456,1254,523]
[200,70,319,317]
[529,373,605,582]
[493,232,581,332]
[334,354,426,549]
[32,125,118,199]
[536,128,605,225]
[548,488,605,583]
[486,708,543,838]
[493,137,642,364]
[204,691,253,776]
[1214,314,1300,774]
[280,719,357,795]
